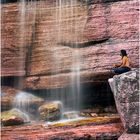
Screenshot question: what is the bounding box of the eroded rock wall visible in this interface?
[1,0,139,89]
[1,3,36,76]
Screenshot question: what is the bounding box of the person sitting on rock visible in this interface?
[108,49,131,93]
[111,49,131,74]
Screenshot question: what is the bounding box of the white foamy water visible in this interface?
[13,91,40,112]
[11,108,30,122]
[45,116,85,126]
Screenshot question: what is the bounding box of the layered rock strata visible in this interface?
[1,3,36,76]
[1,86,19,111]
[2,118,124,140]
[1,0,139,89]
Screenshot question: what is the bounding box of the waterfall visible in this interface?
[41,0,86,113]
[12,0,87,122]
[13,91,36,112]
[13,91,44,120]
[49,0,82,112]
[16,0,26,89]
[71,0,81,111]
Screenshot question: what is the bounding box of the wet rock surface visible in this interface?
[48,115,121,127]
[80,106,117,116]
[1,86,45,114]
[1,115,124,140]
[1,108,30,126]
[111,69,139,134]
[13,92,45,115]
[63,111,79,119]
[38,101,62,121]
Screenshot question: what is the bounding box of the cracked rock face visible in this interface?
[112,69,139,134]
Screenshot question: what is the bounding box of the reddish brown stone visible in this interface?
[1,86,19,111]
[1,0,139,89]
[108,0,139,41]
[84,3,108,41]
[1,122,124,140]
[85,0,139,41]
[25,41,138,89]
[1,3,35,76]
[25,70,112,89]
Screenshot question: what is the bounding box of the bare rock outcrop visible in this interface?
[109,69,139,137]
[113,69,139,133]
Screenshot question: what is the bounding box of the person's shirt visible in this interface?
[120,56,130,68]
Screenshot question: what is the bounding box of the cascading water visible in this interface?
[11,0,39,121]
[12,0,87,122]
[13,91,46,121]
[14,92,36,112]
[50,0,83,113]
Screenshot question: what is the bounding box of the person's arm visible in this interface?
[113,63,122,68]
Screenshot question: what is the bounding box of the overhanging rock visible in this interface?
[24,70,114,90]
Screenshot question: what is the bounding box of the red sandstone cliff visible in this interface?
[1,0,139,89]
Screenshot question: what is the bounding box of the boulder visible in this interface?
[109,69,139,134]
[38,101,62,121]
[1,108,30,126]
